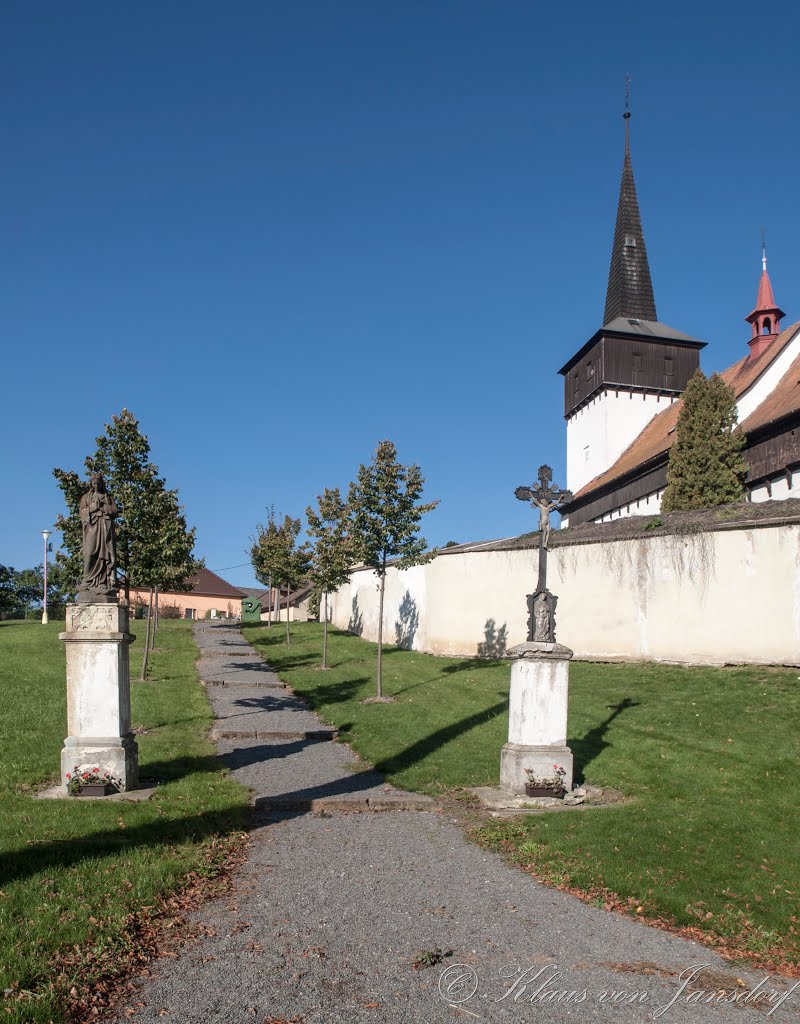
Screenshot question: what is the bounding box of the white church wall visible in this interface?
[596,489,662,522]
[736,325,800,423]
[327,522,800,666]
[749,470,800,503]
[566,390,675,494]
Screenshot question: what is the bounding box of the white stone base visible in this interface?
[61,734,139,793]
[499,646,573,795]
[500,742,573,796]
[60,603,138,792]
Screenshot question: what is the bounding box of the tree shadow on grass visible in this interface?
[373,700,507,777]
[569,697,640,785]
[290,676,370,708]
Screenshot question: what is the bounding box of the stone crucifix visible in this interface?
[515,465,572,642]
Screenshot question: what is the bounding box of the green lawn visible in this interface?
[244,620,800,968]
[0,619,249,1024]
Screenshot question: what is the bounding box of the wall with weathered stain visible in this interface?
[324,523,800,665]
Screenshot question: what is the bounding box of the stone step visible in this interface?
[202,678,286,689]
[210,727,337,742]
[253,792,435,813]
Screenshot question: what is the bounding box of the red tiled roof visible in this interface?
[741,348,800,434]
[574,321,800,499]
[186,568,246,599]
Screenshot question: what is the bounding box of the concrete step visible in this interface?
[202,678,286,689]
[210,726,337,742]
[253,792,435,814]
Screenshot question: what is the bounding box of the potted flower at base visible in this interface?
[524,765,567,799]
[66,765,118,797]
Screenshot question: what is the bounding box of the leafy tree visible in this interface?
[347,440,438,700]
[14,568,44,615]
[250,513,312,645]
[662,370,748,513]
[0,565,18,617]
[306,487,353,669]
[54,411,200,600]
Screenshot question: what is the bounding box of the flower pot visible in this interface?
[525,784,566,799]
[76,783,115,797]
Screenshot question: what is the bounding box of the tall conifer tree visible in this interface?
[662,370,748,512]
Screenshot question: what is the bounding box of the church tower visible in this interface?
[559,102,705,494]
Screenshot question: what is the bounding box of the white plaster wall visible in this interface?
[737,325,800,423]
[749,471,800,503]
[567,391,674,493]
[327,524,800,665]
[597,489,663,523]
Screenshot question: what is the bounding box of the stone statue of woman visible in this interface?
[78,473,119,602]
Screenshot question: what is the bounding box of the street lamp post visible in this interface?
[42,530,51,625]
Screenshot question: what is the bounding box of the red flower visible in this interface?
[66,773,71,779]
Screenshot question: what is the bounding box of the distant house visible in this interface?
[276,583,316,623]
[129,568,246,620]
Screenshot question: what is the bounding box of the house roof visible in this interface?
[573,320,800,500]
[185,568,247,599]
[239,587,271,601]
[279,583,314,607]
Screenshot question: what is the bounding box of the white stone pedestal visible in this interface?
[59,603,138,792]
[499,641,574,796]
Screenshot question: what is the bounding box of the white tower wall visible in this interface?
[566,389,675,494]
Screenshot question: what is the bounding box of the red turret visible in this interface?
[746,245,785,358]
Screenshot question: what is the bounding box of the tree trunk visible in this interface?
[140,588,153,681]
[322,591,328,669]
[285,586,291,646]
[154,586,159,632]
[267,574,272,627]
[377,567,386,698]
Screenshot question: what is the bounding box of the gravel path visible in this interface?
[112,621,799,1023]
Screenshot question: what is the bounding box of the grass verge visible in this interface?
[244,620,800,971]
[0,619,249,1024]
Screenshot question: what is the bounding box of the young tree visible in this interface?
[250,514,311,645]
[348,440,438,700]
[54,410,201,674]
[306,487,352,669]
[662,370,748,513]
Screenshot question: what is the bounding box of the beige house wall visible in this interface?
[129,589,242,620]
[324,523,800,666]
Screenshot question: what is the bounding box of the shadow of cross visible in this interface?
[514,464,573,642]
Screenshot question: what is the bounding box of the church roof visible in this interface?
[603,122,657,325]
[573,320,800,499]
[740,347,800,434]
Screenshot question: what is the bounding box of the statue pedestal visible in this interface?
[59,603,138,792]
[499,642,574,795]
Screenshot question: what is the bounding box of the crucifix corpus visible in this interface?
[515,465,572,643]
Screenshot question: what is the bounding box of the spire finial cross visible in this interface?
[623,74,632,154]
[761,226,767,272]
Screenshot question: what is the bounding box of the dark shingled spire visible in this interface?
[603,108,657,325]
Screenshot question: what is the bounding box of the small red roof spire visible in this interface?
[745,236,785,359]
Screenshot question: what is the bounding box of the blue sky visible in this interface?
[3,1,800,588]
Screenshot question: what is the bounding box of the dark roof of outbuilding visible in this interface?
[186,568,247,599]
